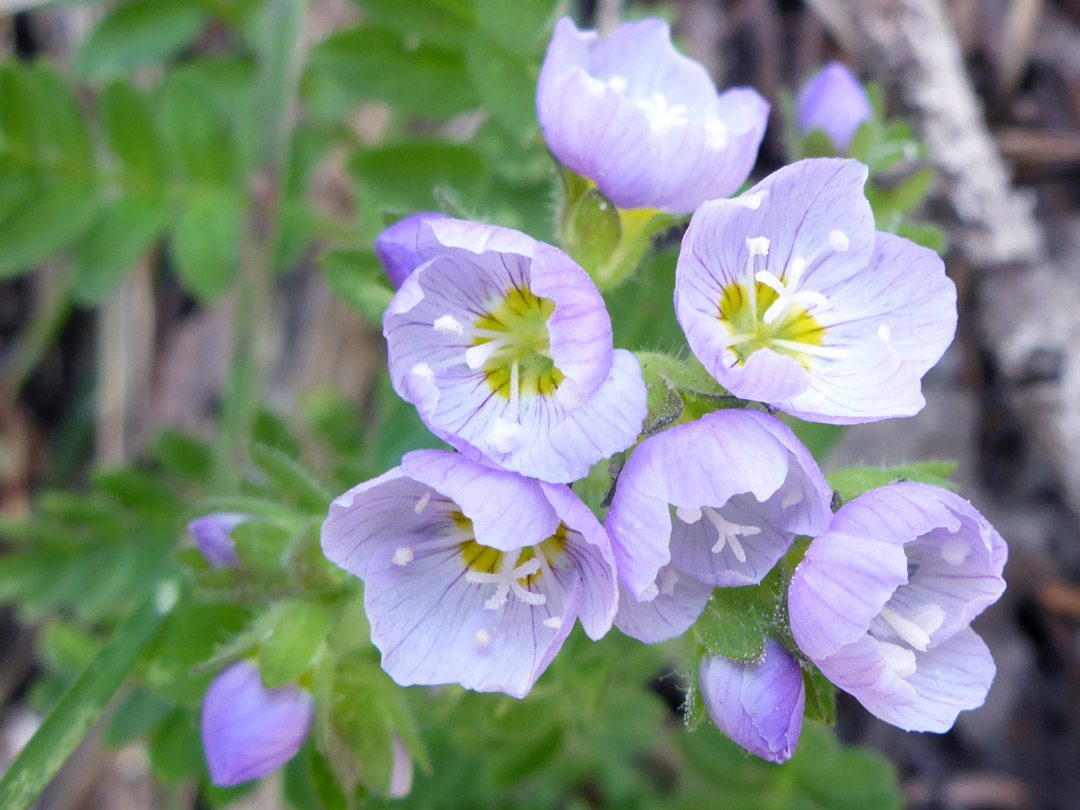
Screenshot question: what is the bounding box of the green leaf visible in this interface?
[350,141,485,212]
[802,665,837,726]
[71,196,171,304]
[253,409,303,458]
[0,583,179,810]
[781,415,845,462]
[312,26,479,118]
[104,688,175,748]
[691,573,783,663]
[159,74,238,186]
[606,245,683,352]
[39,621,102,678]
[791,723,902,810]
[250,443,332,514]
[151,430,213,482]
[99,81,168,189]
[230,520,294,575]
[892,220,947,254]
[320,248,394,326]
[148,709,205,784]
[465,30,538,135]
[170,189,244,302]
[28,65,94,172]
[472,0,558,55]
[75,0,209,80]
[867,166,935,220]
[562,188,621,279]
[0,183,99,278]
[350,0,475,50]
[827,461,957,504]
[260,600,333,688]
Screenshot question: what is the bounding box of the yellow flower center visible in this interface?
[471,285,565,399]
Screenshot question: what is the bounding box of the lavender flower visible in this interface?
[320,449,618,698]
[384,217,647,484]
[537,17,768,214]
[795,62,873,153]
[201,660,313,786]
[389,737,413,799]
[699,638,805,763]
[187,513,248,569]
[375,212,447,289]
[675,158,957,424]
[788,483,1007,732]
[607,410,832,643]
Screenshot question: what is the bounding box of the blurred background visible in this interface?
[0,0,1079,808]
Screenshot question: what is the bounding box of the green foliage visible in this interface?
[828,461,958,505]
[75,0,209,80]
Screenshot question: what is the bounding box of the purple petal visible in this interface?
[537,17,767,213]
[187,513,248,569]
[606,410,832,599]
[384,218,645,483]
[375,213,448,289]
[389,738,413,798]
[201,661,313,787]
[699,639,805,763]
[614,564,712,643]
[795,62,873,152]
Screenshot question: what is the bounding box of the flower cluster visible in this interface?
[197,13,1008,785]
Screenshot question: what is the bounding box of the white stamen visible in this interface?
[828,229,850,252]
[676,506,703,524]
[878,640,917,678]
[702,507,759,563]
[637,92,688,129]
[414,490,431,515]
[880,605,933,651]
[906,603,947,638]
[780,489,804,509]
[474,629,492,648]
[392,546,413,567]
[756,258,830,326]
[465,340,505,370]
[658,568,680,596]
[411,362,435,383]
[487,417,523,454]
[466,553,548,611]
[605,75,628,93]
[769,339,850,360]
[941,535,970,566]
[542,616,563,630]
[877,324,892,341]
[433,314,464,335]
[745,236,771,257]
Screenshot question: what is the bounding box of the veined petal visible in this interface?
[375,213,447,288]
[614,564,712,643]
[537,17,767,213]
[201,661,313,787]
[699,639,805,764]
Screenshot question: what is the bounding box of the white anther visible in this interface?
[745,236,771,257]
[487,417,523,454]
[702,507,759,563]
[658,568,680,596]
[828,229,850,252]
[637,92,688,129]
[756,256,830,326]
[941,535,970,566]
[780,489,804,509]
[877,324,892,341]
[543,616,563,630]
[704,119,728,146]
[906,603,947,638]
[474,629,492,648]
[411,362,435,383]
[676,506,703,524]
[878,640,917,678]
[392,546,414,567]
[880,605,937,652]
[735,191,765,210]
[414,490,431,515]
[605,75,628,93]
[467,553,548,611]
[464,340,504,370]
[433,314,464,335]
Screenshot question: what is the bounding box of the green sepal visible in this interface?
[827,461,957,505]
[689,567,786,664]
[801,664,837,726]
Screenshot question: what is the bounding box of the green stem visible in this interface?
[0,583,181,810]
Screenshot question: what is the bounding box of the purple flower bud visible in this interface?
[375,212,447,289]
[187,513,249,569]
[389,737,413,798]
[201,661,314,786]
[537,17,768,214]
[699,638,805,763]
[788,483,1007,732]
[794,62,873,153]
